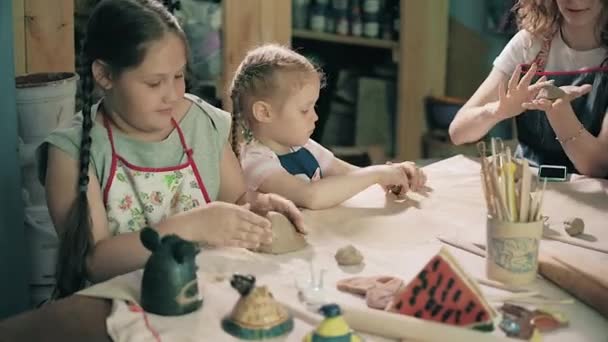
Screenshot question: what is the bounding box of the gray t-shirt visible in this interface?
[37,94,231,201]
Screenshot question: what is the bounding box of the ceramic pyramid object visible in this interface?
[222,274,294,340]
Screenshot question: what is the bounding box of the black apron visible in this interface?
[515,38,608,174]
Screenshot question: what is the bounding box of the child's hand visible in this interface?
[397,161,426,191]
[248,193,307,234]
[378,162,426,195]
[189,202,273,249]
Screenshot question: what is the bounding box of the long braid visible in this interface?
[53,49,95,298]
[230,84,242,160]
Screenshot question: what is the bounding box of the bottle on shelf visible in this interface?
[292,0,311,29]
[309,0,328,32]
[391,0,400,40]
[350,2,363,36]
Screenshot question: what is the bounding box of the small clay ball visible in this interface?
[537,84,566,101]
[563,217,584,236]
[335,245,364,266]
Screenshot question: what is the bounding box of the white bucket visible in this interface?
[24,206,58,286]
[15,72,78,145]
[16,72,78,205]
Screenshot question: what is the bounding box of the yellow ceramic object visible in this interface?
[303,304,363,342]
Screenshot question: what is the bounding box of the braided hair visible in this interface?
[54,0,188,298]
[228,44,325,160]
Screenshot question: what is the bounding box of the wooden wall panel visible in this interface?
[23,0,75,73]
[397,0,449,160]
[221,0,292,110]
[12,0,26,76]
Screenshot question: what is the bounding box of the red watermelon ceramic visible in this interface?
[389,247,496,331]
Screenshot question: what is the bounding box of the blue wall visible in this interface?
[450,0,510,71]
[0,0,30,318]
[449,0,513,139]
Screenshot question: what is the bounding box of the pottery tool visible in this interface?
[504,147,518,221]
[518,160,532,222]
[542,234,608,254]
[534,179,547,221]
[477,142,496,217]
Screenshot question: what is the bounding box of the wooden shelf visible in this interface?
[292,29,398,50]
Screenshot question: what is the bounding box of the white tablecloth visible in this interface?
[80,155,608,341]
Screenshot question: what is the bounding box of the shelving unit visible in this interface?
[292,29,398,50]
[223,0,449,160]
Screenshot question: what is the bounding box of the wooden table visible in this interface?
[1,155,606,341]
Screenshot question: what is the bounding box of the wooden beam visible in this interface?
[221,0,292,110]
[259,0,291,46]
[12,0,26,75]
[222,0,260,110]
[397,0,449,160]
[24,0,75,73]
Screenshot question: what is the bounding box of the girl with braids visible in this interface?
[230,44,427,210]
[37,0,304,298]
[450,0,608,178]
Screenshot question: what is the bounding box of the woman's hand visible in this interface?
[247,192,307,234]
[522,84,593,114]
[186,201,272,249]
[494,63,553,119]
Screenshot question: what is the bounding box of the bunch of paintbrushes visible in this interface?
[478,138,546,222]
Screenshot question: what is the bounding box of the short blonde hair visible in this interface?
[228,44,324,159]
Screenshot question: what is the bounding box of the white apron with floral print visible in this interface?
[102,115,211,235]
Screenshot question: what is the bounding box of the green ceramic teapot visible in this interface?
[140,227,202,316]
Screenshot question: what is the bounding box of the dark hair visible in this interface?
[54,0,187,298]
[228,44,325,160]
[515,0,608,48]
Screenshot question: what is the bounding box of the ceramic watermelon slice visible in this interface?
[389,247,496,331]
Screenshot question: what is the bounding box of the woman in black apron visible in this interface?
[449,0,608,178]
[518,40,608,176]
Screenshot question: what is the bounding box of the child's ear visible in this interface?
[92,59,113,91]
[251,100,274,123]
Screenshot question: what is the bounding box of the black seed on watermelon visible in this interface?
[431,304,443,317]
[441,309,453,322]
[435,274,443,287]
[455,310,462,324]
[428,286,437,298]
[413,286,422,296]
[440,290,448,302]
[409,296,416,306]
[418,270,428,280]
[452,289,462,302]
[465,301,476,313]
[447,278,455,289]
[420,278,428,289]
[432,258,440,271]
[395,300,403,310]
[425,298,436,311]
[414,310,423,318]
[475,311,486,322]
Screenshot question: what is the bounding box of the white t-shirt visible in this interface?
[493,29,608,75]
[240,139,335,191]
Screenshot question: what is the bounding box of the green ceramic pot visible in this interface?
[140,227,202,316]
